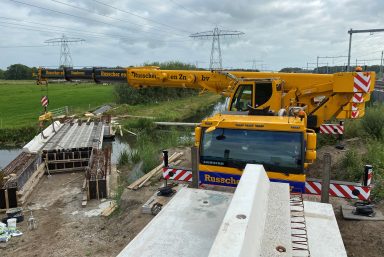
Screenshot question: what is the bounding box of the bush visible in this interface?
[129,149,141,164]
[0,126,38,145]
[118,149,130,167]
[361,105,384,140]
[337,149,363,182]
[316,133,338,147]
[371,174,384,201]
[344,119,364,139]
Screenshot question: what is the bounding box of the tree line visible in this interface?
[0,64,37,80]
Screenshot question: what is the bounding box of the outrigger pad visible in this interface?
[341,205,384,221]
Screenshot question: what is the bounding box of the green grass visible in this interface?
[0,80,114,128]
[110,93,222,128]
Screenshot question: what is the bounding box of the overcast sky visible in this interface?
[1,0,383,71]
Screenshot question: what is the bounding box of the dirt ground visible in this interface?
[1,146,384,257]
[0,172,160,257]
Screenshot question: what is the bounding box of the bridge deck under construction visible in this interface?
[43,121,104,151]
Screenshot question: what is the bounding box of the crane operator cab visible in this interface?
[229,79,283,115]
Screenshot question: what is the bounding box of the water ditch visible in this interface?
[0,147,22,170]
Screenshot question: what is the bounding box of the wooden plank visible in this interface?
[18,164,46,205]
[82,178,87,191]
[5,189,9,210]
[17,163,45,196]
[101,201,117,217]
[86,180,90,201]
[116,114,155,119]
[154,122,201,127]
[133,152,184,190]
[122,128,137,136]
[127,152,180,190]
[96,179,100,200]
[82,192,88,207]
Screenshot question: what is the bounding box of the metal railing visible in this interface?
[50,106,69,117]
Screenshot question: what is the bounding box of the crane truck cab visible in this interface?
[194,113,317,192]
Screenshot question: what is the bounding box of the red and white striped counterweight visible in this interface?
[319,123,344,135]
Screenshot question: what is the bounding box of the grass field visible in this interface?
[0,80,114,128]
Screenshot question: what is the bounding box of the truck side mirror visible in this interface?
[305,132,317,164]
[195,126,202,147]
[307,132,316,150]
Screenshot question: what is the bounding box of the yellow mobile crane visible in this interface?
[37,67,375,192]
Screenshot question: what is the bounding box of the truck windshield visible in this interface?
[200,128,303,174]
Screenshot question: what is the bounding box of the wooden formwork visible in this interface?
[84,148,111,201]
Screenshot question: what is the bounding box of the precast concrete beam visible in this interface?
[116,188,233,257]
[23,121,63,153]
[208,164,271,257]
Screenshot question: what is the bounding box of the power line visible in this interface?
[245,59,263,70]
[93,0,191,34]
[354,49,384,59]
[0,17,193,44]
[167,0,213,26]
[0,45,50,48]
[8,0,186,39]
[51,0,186,37]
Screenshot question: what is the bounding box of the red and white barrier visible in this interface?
[305,180,371,201]
[319,124,344,135]
[363,165,373,186]
[367,169,373,186]
[163,168,192,182]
